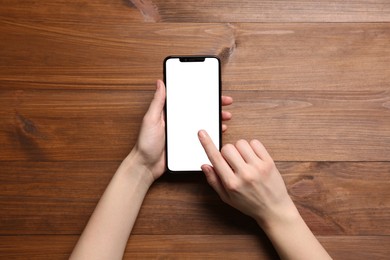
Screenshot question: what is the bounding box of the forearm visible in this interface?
[70,150,154,260]
[259,201,332,260]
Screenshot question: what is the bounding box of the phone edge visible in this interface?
[163,55,222,174]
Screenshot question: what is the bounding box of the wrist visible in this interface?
[255,197,301,234]
[257,201,330,260]
[118,149,156,188]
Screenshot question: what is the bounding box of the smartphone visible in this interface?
[164,56,221,172]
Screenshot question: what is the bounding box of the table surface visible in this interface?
[1,1,390,259]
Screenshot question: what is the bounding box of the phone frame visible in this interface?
[163,55,222,173]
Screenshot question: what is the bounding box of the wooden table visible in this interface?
[1,1,390,259]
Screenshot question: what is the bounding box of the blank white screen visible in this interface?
[166,57,220,171]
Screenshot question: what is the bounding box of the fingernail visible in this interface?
[201,165,210,174]
[198,130,207,139]
[156,80,161,90]
[157,80,165,91]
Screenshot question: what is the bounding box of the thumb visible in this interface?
[145,80,166,121]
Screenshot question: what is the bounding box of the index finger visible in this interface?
[198,130,235,184]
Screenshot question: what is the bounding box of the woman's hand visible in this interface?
[133,80,166,181]
[133,80,233,182]
[198,130,332,260]
[198,130,296,227]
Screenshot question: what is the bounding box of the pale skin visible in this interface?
[70,80,331,260]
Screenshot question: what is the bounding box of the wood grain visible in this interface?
[1,0,390,23]
[0,23,389,91]
[127,235,390,259]
[0,89,149,161]
[0,0,142,23]
[1,89,389,161]
[144,0,390,23]
[1,161,389,236]
[0,235,388,259]
[1,0,390,258]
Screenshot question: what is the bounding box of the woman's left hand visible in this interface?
[133,79,233,181]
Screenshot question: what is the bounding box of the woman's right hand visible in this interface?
[198,130,332,260]
[197,130,297,228]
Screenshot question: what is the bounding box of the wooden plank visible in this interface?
[1,89,389,161]
[1,0,390,23]
[0,89,150,161]
[0,22,389,91]
[225,90,390,161]
[0,161,389,235]
[125,234,279,259]
[142,0,390,23]
[0,235,76,260]
[0,0,142,23]
[319,236,390,260]
[130,235,390,259]
[0,235,388,259]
